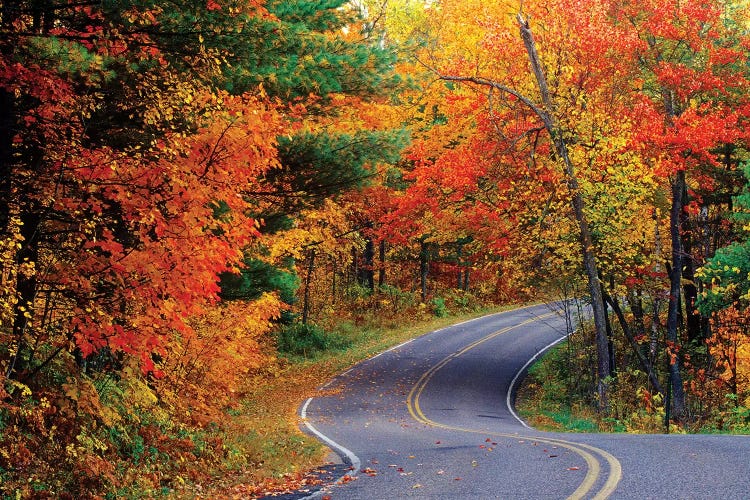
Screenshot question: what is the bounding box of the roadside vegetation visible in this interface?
[516,298,750,435]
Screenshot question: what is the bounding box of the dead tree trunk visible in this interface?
[517,14,611,410]
[438,14,612,410]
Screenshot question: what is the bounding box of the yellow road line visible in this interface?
[406,312,622,499]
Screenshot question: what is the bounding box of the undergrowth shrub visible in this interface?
[377,284,417,314]
[276,323,351,357]
[445,290,481,312]
[431,297,449,317]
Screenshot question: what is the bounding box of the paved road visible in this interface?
[300,304,750,499]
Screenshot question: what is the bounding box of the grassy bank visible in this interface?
[515,335,750,435]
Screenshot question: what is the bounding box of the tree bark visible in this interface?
[666,171,687,419]
[651,209,663,365]
[378,239,386,288]
[0,0,19,251]
[419,240,429,302]
[331,255,337,304]
[456,240,464,290]
[302,248,316,325]
[680,193,702,343]
[359,236,375,292]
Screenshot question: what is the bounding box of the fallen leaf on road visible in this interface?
[413,484,423,489]
[567,467,580,471]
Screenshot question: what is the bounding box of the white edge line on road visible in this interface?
[369,337,415,361]
[299,397,361,499]
[506,332,570,429]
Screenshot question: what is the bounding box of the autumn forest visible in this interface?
[2,0,750,497]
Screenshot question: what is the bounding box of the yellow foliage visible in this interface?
[63,378,121,427]
[156,293,283,427]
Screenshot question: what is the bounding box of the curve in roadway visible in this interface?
[298,303,750,499]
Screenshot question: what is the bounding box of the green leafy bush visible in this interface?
[276,323,351,357]
[431,297,449,317]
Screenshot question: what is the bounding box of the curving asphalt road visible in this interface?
[298,303,750,499]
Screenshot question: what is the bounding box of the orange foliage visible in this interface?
[708,306,750,398]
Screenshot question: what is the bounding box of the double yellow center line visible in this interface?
[406,313,622,499]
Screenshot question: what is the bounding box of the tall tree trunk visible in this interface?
[419,240,429,302]
[331,255,337,304]
[651,209,663,365]
[7,210,40,379]
[378,240,386,288]
[0,89,12,238]
[456,241,463,290]
[350,246,358,287]
[359,236,375,292]
[680,183,702,343]
[666,171,687,420]
[602,282,616,378]
[0,0,19,263]
[302,248,316,325]
[2,0,39,378]
[603,289,664,394]
[628,290,646,340]
[518,15,611,409]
